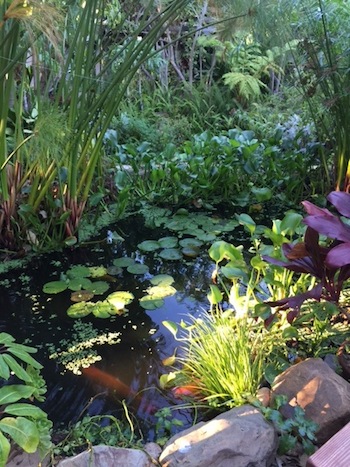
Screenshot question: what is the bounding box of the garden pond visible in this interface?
[0,209,243,441]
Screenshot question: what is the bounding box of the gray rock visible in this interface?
[159,404,278,467]
[272,358,350,444]
[57,445,155,467]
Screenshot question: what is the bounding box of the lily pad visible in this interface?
[68,277,92,291]
[71,290,94,302]
[158,236,178,248]
[85,281,110,295]
[113,257,135,268]
[107,265,123,276]
[147,285,177,298]
[150,274,175,286]
[67,301,95,318]
[179,238,203,248]
[88,266,108,278]
[137,240,161,252]
[181,246,201,258]
[127,263,149,275]
[158,249,182,260]
[107,291,134,310]
[43,281,68,294]
[66,266,91,279]
[92,301,116,318]
[195,232,217,242]
[139,295,165,310]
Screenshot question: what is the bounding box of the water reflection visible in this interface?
[0,218,213,439]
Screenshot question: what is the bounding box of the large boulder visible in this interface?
[56,444,159,467]
[159,404,278,467]
[272,358,350,444]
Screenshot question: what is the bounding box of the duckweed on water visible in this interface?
[47,321,121,374]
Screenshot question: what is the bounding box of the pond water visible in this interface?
[0,215,218,441]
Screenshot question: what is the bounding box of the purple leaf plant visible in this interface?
[263,191,350,324]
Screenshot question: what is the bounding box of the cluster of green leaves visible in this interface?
[53,410,141,458]
[0,333,52,467]
[257,395,318,455]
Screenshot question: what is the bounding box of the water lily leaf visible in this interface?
[68,277,92,291]
[158,249,182,260]
[66,266,90,279]
[183,228,205,238]
[158,237,178,248]
[137,240,161,252]
[181,246,200,258]
[147,285,176,298]
[42,281,68,294]
[220,220,239,231]
[107,291,134,310]
[107,265,123,276]
[113,257,135,268]
[92,301,115,318]
[150,274,175,286]
[195,232,217,242]
[67,302,94,318]
[71,290,94,302]
[85,281,109,295]
[179,238,203,248]
[139,295,164,310]
[127,263,149,274]
[167,220,187,231]
[88,266,108,278]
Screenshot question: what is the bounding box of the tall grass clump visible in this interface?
[177,312,274,409]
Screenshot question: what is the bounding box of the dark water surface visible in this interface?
[0,217,214,440]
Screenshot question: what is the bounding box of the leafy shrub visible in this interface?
[0,333,52,466]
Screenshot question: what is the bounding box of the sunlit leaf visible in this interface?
[67,277,92,291]
[4,403,47,419]
[88,266,108,278]
[67,302,94,318]
[107,291,134,309]
[147,285,176,298]
[150,274,175,286]
[0,385,35,405]
[85,281,110,295]
[0,431,10,467]
[207,285,222,305]
[0,417,39,452]
[159,372,177,389]
[162,320,178,338]
[139,295,164,310]
[92,302,115,318]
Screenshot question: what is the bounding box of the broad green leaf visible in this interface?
[2,355,32,383]
[162,321,178,338]
[207,285,222,305]
[3,342,37,354]
[0,431,10,467]
[42,281,68,294]
[209,241,241,263]
[150,274,174,286]
[195,232,217,242]
[85,281,109,295]
[179,238,203,248]
[127,263,149,274]
[158,249,182,260]
[0,333,15,344]
[0,355,10,380]
[64,236,77,247]
[158,237,178,248]
[113,257,135,267]
[137,240,161,252]
[6,347,42,370]
[181,246,200,258]
[147,285,176,298]
[0,417,39,453]
[280,211,303,236]
[4,403,47,419]
[139,295,164,310]
[236,213,256,234]
[88,266,108,278]
[67,302,94,318]
[0,385,35,405]
[66,266,90,278]
[67,277,92,291]
[107,291,134,310]
[251,187,272,202]
[92,302,115,318]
